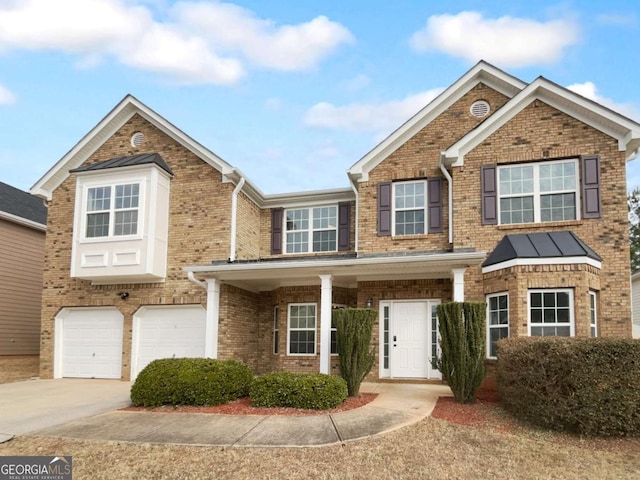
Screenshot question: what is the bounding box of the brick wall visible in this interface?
[39,114,233,379]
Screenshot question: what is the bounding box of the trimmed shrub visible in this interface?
[334,308,376,396]
[130,358,253,407]
[434,302,486,404]
[496,337,640,436]
[250,372,347,410]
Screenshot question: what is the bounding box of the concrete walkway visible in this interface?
[31,383,452,447]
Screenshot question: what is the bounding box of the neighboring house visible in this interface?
[30,61,638,381]
[632,271,640,338]
[0,182,47,356]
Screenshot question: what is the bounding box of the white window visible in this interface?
[498,159,578,225]
[287,304,316,355]
[86,183,140,238]
[590,291,598,337]
[273,305,279,354]
[487,293,509,358]
[285,206,337,253]
[528,289,574,337]
[393,180,426,235]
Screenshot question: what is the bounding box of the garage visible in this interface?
[55,308,124,379]
[131,305,206,379]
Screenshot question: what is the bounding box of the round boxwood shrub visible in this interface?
[496,337,640,436]
[130,358,253,407]
[250,372,348,410]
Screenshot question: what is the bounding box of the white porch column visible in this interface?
[319,274,333,374]
[451,268,466,302]
[205,278,220,358]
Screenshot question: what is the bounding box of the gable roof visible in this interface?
[482,231,601,271]
[30,94,254,201]
[0,181,47,229]
[70,153,174,176]
[347,61,527,182]
[444,76,640,167]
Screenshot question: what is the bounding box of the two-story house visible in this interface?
[31,61,639,381]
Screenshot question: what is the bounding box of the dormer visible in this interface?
[69,153,173,284]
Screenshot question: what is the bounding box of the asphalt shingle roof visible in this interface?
[0,181,47,225]
[482,231,601,267]
[69,153,174,176]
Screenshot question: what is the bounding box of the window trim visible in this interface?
[286,303,317,356]
[273,305,280,354]
[527,289,575,337]
[283,205,338,254]
[589,291,598,337]
[497,159,580,225]
[80,180,145,243]
[392,180,427,236]
[486,292,509,359]
[330,304,347,356]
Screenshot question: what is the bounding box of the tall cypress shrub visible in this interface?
[334,308,376,396]
[434,301,486,403]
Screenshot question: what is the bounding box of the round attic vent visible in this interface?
[470,100,490,118]
[131,132,145,148]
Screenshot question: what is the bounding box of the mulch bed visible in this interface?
[122,393,377,416]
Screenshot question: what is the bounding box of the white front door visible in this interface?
[383,300,441,380]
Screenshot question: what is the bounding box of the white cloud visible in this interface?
[410,11,579,67]
[0,0,352,84]
[172,2,354,71]
[567,81,640,121]
[264,98,283,111]
[304,88,443,133]
[596,13,637,27]
[344,74,371,92]
[0,83,17,105]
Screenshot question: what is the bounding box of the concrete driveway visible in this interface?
[0,379,131,441]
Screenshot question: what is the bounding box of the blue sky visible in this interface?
[1,0,639,195]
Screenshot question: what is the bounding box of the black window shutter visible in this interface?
[378,182,392,236]
[338,202,351,251]
[481,165,498,225]
[581,155,601,219]
[271,208,284,254]
[427,177,443,233]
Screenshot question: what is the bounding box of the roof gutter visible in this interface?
[187,271,207,290]
[439,153,453,245]
[229,175,246,262]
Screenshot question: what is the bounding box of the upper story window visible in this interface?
[393,180,426,235]
[285,206,337,253]
[498,160,578,225]
[86,183,140,238]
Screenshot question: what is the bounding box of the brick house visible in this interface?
[31,61,639,381]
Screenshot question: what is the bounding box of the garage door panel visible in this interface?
[59,308,123,380]
[132,306,206,379]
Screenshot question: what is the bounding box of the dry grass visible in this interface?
[2,417,639,480]
[0,356,39,383]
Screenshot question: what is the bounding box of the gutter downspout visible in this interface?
[349,177,359,255]
[187,271,207,290]
[229,176,246,262]
[439,153,453,245]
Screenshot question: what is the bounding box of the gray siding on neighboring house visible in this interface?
[0,218,45,355]
[632,273,640,338]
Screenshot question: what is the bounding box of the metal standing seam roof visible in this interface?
[69,153,174,176]
[0,181,47,225]
[482,231,602,267]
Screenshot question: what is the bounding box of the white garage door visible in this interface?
[132,305,206,379]
[58,308,124,379]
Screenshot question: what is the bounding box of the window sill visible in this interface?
[391,234,429,241]
[80,235,144,244]
[497,220,583,231]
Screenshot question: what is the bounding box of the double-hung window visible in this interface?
[285,206,337,253]
[288,304,316,355]
[86,183,140,238]
[393,180,426,235]
[273,305,280,354]
[498,160,578,224]
[487,293,509,358]
[529,289,574,337]
[589,291,598,337]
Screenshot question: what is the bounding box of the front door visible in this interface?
[390,302,429,378]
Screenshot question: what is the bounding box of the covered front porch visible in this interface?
[184,251,485,380]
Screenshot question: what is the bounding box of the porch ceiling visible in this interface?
[184,251,486,292]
